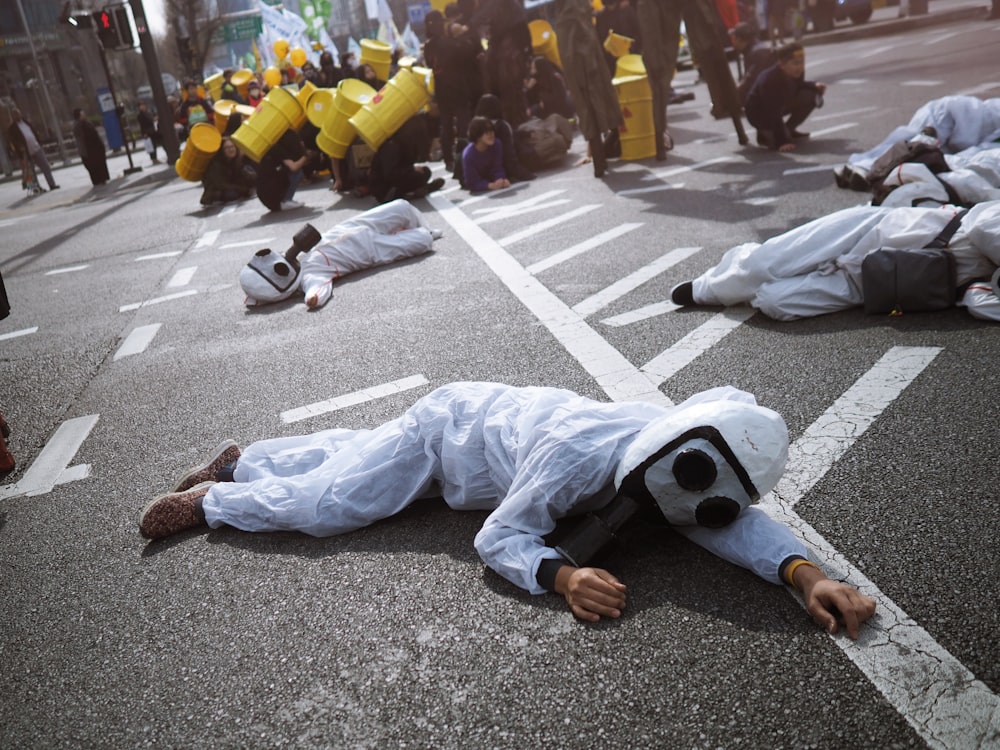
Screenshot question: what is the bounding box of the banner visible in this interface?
[257,0,313,66]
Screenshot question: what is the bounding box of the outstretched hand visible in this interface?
[797,569,877,639]
[554,566,627,622]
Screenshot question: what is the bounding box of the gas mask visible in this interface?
[556,399,788,568]
[240,223,322,305]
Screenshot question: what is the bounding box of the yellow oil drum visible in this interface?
[410,65,435,97]
[175,122,222,181]
[613,74,656,161]
[203,72,224,103]
[305,87,336,128]
[603,30,634,58]
[349,68,429,152]
[529,20,562,69]
[615,53,646,78]
[316,78,377,159]
[213,99,239,134]
[360,39,392,82]
[231,69,256,99]
[233,103,257,119]
[231,86,304,163]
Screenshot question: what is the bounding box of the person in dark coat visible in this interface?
[72,108,110,186]
[368,115,445,203]
[469,0,532,127]
[553,0,622,178]
[731,22,775,106]
[136,102,162,164]
[424,10,481,171]
[744,43,826,152]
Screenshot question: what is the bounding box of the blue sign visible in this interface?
[407,1,431,26]
[96,86,123,149]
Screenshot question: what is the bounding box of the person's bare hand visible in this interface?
[778,142,796,153]
[555,566,627,622]
[800,577,876,639]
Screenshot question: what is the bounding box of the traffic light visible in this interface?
[92,4,137,51]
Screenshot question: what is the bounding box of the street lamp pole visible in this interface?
[14,0,70,165]
[128,0,180,164]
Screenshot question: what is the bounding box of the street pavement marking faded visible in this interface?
[219,238,274,250]
[616,183,686,197]
[119,289,198,312]
[572,246,701,318]
[812,105,877,121]
[645,155,739,182]
[168,267,197,288]
[784,164,840,175]
[475,199,572,225]
[281,374,430,424]
[527,223,644,275]
[193,229,220,251]
[902,80,945,87]
[136,251,183,262]
[498,205,600,247]
[762,346,1000,750]
[0,326,38,341]
[0,415,98,499]
[640,308,756,384]
[114,324,162,361]
[600,300,680,327]
[429,192,670,405]
[45,265,89,276]
[809,122,857,138]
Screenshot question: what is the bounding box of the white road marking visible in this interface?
[437,185,461,196]
[924,30,962,44]
[784,164,840,175]
[902,80,944,87]
[219,239,274,250]
[957,81,1000,96]
[0,326,38,341]
[761,346,1000,750]
[858,44,896,59]
[573,247,701,318]
[475,199,572,225]
[454,184,518,207]
[527,223,644,275]
[114,323,162,360]
[741,196,777,206]
[281,374,430,424]
[428,193,670,405]
[0,415,98,499]
[45,265,89,275]
[809,122,857,138]
[0,218,22,228]
[641,308,756,384]
[119,289,198,312]
[472,190,566,217]
[136,251,183,262]
[498,205,600,247]
[600,300,679,327]
[194,229,220,250]
[811,105,877,121]
[168,267,197,287]
[646,155,738,182]
[617,183,686,197]
[836,78,868,85]
[219,204,238,215]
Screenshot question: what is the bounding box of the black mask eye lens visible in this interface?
[673,448,717,491]
[695,496,741,528]
[273,262,290,276]
[254,248,271,257]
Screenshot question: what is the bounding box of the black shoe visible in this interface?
[789,130,810,139]
[51,184,61,190]
[426,177,445,193]
[670,281,695,306]
[848,170,871,192]
[756,130,776,150]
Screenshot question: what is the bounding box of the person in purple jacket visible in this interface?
[461,116,511,192]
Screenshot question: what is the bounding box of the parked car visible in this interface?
[808,0,874,31]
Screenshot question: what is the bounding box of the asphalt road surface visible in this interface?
[2,10,999,750]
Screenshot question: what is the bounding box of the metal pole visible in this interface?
[13,0,70,165]
[96,41,141,175]
[129,0,180,164]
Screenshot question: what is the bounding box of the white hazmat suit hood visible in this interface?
[615,399,789,528]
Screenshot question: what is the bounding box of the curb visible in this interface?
[805,3,987,44]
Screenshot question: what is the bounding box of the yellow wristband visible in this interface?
[784,558,820,591]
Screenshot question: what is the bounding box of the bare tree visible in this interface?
[164,0,236,81]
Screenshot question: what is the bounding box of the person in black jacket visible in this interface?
[744,43,826,152]
[72,108,110,186]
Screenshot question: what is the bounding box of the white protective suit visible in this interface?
[690,201,1000,321]
[878,144,1000,209]
[201,382,807,595]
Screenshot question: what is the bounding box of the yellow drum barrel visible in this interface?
[231,86,304,163]
[360,39,392,82]
[231,69,255,99]
[613,74,656,161]
[615,53,646,78]
[349,69,429,152]
[316,78,377,159]
[529,20,562,69]
[175,122,222,181]
[305,87,336,128]
[603,30,634,58]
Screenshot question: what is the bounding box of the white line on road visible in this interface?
[472,190,566,217]
[498,205,600,247]
[646,155,739,182]
[573,247,701,318]
[957,81,1000,96]
[0,326,38,341]
[194,229,220,251]
[454,184,519,207]
[641,308,756,384]
[617,183,686,197]
[0,218,22,228]
[45,265,89,275]
[600,300,679,327]
[281,374,430,424]
[114,323,162,361]
[808,122,857,138]
[924,30,962,44]
[168,267,198,287]
[858,44,896,59]
[811,105,877,121]
[901,80,944,87]
[741,196,777,206]
[0,415,98,499]
[437,185,461,196]
[119,289,198,312]
[761,346,1000,750]
[136,251,183,262]
[784,164,839,175]
[475,199,572,225]
[219,239,274,250]
[835,78,868,85]
[527,223,644,275]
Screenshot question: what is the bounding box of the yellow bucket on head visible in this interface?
[360,39,392,82]
[604,30,634,58]
[204,72,224,103]
[529,20,562,69]
[316,78,376,159]
[231,69,255,99]
[614,75,656,161]
[306,87,336,128]
[213,99,239,134]
[231,86,304,163]
[175,122,222,181]
[615,54,646,78]
[348,68,429,152]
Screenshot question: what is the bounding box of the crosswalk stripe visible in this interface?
[573,247,701,318]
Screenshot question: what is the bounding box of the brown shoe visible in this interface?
[139,481,213,540]
[172,440,241,493]
[0,430,13,475]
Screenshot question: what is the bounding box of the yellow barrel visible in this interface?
[603,30,634,58]
[360,39,392,82]
[231,69,255,99]
[175,122,222,181]
[231,86,304,163]
[615,54,646,78]
[349,68,429,152]
[397,56,417,69]
[305,87,336,128]
[614,74,656,161]
[316,78,377,159]
[529,20,562,69]
[233,103,256,119]
[213,99,238,134]
[204,72,223,103]
[410,65,435,96]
